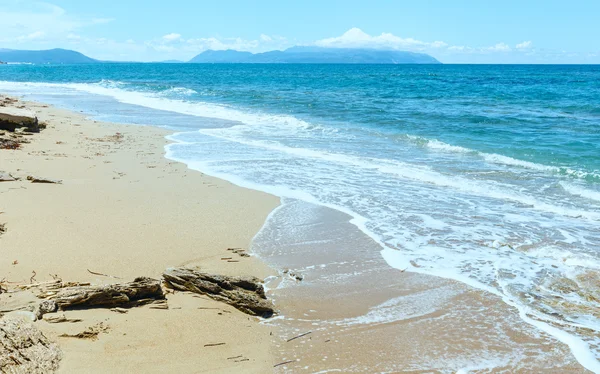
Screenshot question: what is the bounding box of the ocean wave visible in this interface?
[4,79,597,182]
[560,182,600,202]
[192,130,600,221]
[2,79,598,221]
[161,86,198,96]
[406,134,600,181]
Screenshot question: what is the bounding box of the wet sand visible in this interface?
[256,200,586,373]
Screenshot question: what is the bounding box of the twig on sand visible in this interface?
[87,269,122,279]
[286,331,312,343]
[274,360,296,368]
[227,355,243,360]
[30,270,37,284]
[204,342,226,347]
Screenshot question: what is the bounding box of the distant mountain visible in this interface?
[189,49,253,63]
[0,48,97,64]
[189,47,440,64]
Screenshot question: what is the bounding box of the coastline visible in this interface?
[0,94,593,373]
[0,96,280,373]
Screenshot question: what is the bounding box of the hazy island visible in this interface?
[0,47,441,64]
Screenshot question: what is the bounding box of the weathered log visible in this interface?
[39,277,164,312]
[163,267,275,318]
[0,316,62,373]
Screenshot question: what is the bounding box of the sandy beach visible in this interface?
[0,95,592,373]
[0,97,280,373]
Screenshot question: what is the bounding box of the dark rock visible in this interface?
[0,108,39,133]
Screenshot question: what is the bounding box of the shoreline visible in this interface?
[0,96,281,373]
[0,94,592,373]
[160,104,599,372]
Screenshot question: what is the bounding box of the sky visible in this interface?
[1,0,599,63]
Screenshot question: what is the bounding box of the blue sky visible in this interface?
[1,0,599,63]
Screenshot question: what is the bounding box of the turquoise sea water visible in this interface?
[1,64,600,370]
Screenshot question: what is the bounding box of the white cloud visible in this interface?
[430,41,448,48]
[313,29,542,60]
[516,41,532,49]
[162,33,182,43]
[16,31,46,42]
[188,37,262,51]
[486,43,511,52]
[0,0,113,45]
[260,34,273,42]
[315,27,447,51]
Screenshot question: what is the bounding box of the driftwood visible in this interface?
[0,316,62,373]
[26,176,62,184]
[163,268,275,317]
[286,331,312,343]
[34,277,164,317]
[274,360,296,368]
[43,314,82,324]
[204,342,226,347]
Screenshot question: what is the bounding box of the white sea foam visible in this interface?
[159,86,198,96]
[424,138,473,154]
[331,285,461,326]
[561,182,600,202]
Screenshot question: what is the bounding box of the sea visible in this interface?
[1,63,600,372]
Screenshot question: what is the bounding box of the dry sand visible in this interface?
[0,98,280,373]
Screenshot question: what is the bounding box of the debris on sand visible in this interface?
[163,267,275,318]
[0,171,16,182]
[26,176,62,184]
[30,277,164,318]
[0,316,62,373]
[58,322,109,341]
